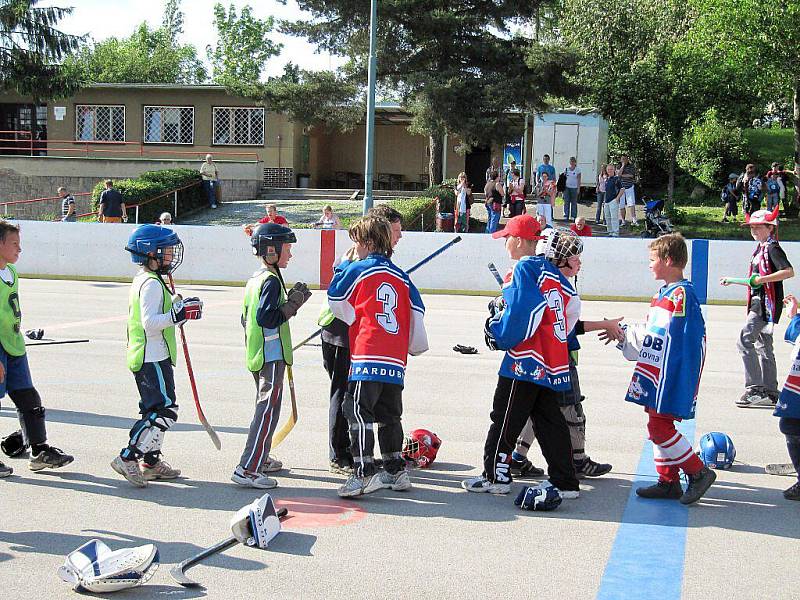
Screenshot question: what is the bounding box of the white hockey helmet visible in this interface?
[58,539,159,593]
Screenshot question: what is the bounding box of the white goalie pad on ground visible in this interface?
[229,492,281,549]
[57,539,159,593]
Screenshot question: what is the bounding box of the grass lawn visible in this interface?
[671,205,800,240]
[744,128,795,168]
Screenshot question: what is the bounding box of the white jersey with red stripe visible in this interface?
[327,253,428,385]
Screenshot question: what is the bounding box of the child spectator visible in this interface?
[741,163,763,214]
[328,215,428,497]
[721,173,739,222]
[455,172,472,232]
[233,223,311,488]
[766,171,782,212]
[615,233,715,504]
[570,216,592,237]
[507,169,526,217]
[314,205,341,230]
[774,293,800,500]
[535,172,556,226]
[603,164,623,237]
[461,215,581,498]
[720,207,794,407]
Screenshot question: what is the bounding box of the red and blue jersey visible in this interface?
[775,315,800,419]
[489,256,579,391]
[625,280,706,419]
[327,254,428,385]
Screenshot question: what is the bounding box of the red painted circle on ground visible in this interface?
[276,497,368,529]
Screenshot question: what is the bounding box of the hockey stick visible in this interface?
[171,507,289,588]
[765,462,796,476]
[270,365,297,448]
[292,235,463,351]
[167,274,221,451]
[487,262,504,287]
[25,339,90,347]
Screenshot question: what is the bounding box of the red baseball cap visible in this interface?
[492,215,543,240]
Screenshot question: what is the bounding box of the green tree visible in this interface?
[0,0,82,99]
[161,0,184,46]
[206,3,281,94]
[283,0,579,183]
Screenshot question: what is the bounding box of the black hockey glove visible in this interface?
[280,286,311,320]
[171,297,203,325]
[487,295,506,319]
[484,316,499,351]
[290,281,312,302]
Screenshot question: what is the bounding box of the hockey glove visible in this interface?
[484,317,499,351]
[171,297,203,325]
[290,281,313,302]
[487,295,506,318]
[279,288,310,320]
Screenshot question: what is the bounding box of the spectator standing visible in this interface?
[454,172,472,233]
[603,164,623,237]
[59,187,76,222]
[767,171,782,212]
[314,205,342,230]
[535,171,556,226]
[767,163,789,205]
[570,216,593,237]
[563,157,582,221]
[507,169,526,217]
[617,154,637,225]
[595,165,607,224]
[485,156,501,183]
[484,170,504,234]
[721,173,739,222]
[741,163,764,214]
[536,154,556,186]
[98,180,127,224]
[200,154,220,209]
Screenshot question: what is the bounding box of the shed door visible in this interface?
[553,123,579,175]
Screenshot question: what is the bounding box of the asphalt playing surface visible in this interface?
[1,279,798,599]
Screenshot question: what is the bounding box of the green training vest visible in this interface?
[243,269,293,372]
[127,272,177,372]
[0,265,26,357]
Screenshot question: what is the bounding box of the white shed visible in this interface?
[530,110,609,188]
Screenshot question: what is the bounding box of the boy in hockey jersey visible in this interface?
[462,215,581,497]
[617,233,715,504]
[114,225,202,487]
[328,215,428,497]
[0,221,72,477]
[233,223,311,489]
[774,294,800,500]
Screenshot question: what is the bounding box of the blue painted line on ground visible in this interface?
[691,239,710,304]
[596,419,696,600]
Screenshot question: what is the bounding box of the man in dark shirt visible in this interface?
[98,180,127,223]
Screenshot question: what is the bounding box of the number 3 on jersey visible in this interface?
[376,282,399,334]
[544,289,566,342]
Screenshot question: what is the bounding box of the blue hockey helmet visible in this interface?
[125,224,184,274]
[251,222,296,262]
[698,432,736,470]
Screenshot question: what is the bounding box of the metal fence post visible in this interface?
[135,205,139,224]
[174,191,178,218]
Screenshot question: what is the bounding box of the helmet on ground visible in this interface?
[401,429,442,468]
[1,429,27,457]
[698,432,736,469]
[251,223,296,262]
[537,227,583,267]
[514,482,563,511]
[125,224,183,274]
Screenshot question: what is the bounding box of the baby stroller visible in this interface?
[641,197,673,238]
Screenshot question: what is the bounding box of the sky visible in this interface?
[39,0,345,77]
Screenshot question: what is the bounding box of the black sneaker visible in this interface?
[783,482,800,501]
[635,480,683,499]
[0,461,12,477]
[510,457,545,478]
[680,467,716,505]
[29,446,74,472]
[575,457,612,478]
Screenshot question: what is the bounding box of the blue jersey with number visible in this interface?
[489,256,579,391]
[625,280,706,418]
[328,254,428,385]
[775,315,800,419]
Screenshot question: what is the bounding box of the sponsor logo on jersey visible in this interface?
[670,286,686,317]
[512,361,527,377]
[628,375,647,401]
[532,366,545,380]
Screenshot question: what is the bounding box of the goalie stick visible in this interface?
[166,274,221,451]
[171,507,289,588]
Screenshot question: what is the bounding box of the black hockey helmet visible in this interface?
[251,222,297,261]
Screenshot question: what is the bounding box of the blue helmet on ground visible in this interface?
[514,482,563,511]
[251,222,296,261]
[698,432,736,469]
[125,224,184,274]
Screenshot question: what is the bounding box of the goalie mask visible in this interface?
[230,492,281,549]
[402,429,442,468]
[58,539,159,593]
[698,432,736,470]
[537,227,583,268]
[125,224,184,275]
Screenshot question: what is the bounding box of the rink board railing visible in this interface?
[12,221,799,303]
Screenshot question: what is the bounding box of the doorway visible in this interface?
[465,146,491,188]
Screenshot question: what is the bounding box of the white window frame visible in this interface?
[212,106,265,146]
[75,104,125,142]
[143,105,195,145]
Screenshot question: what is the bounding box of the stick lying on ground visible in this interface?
[293,235,463,351]
[167,274,221,451]
[25,339,90,347]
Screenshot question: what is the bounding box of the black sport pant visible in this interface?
[322,340,352,464]
[343,380,404,477]
[483,375,579,492]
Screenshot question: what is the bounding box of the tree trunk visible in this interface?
[667,145,676,205]
[429,134,443,186]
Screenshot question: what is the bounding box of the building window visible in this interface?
[75,105,125,142]
[144,106,194,144]
[212,107,264,146]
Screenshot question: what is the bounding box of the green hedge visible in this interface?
[91,168,204,224]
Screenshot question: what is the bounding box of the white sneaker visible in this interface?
[461,475,510,495]
[338,473,370,497]
[111,456,147,488]
[365,469,412,493]
[260,455,284,473]
[141,459,181,481]
[231,466,278,489]
[544,480,579,499]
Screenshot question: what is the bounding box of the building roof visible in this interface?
[87,83,228,91]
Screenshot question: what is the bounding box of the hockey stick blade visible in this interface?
[765,463,797,476]
[292,236,463,352]
[487,263,504,287]
[271,365,297,448]
[171,507,289,588]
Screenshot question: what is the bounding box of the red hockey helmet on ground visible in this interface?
[402,429,442,468]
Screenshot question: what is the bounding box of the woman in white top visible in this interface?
[314,205,341,230]
[595,164,607,224]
